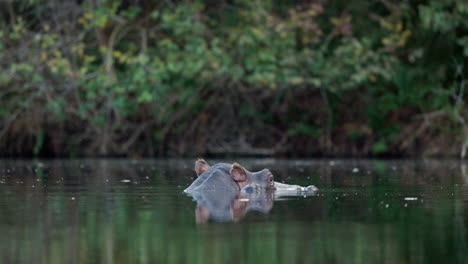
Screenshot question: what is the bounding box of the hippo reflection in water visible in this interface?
[184,159,317,223]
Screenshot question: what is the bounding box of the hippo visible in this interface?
[184,159,317,223]
[184,159,275,194]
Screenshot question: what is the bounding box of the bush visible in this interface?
[0,0,466,157]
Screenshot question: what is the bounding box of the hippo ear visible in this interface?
[230,163,247,182]
[194,159,210,176]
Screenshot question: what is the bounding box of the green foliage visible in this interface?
[372,139,388,154]
[33,128,45,155]
[288,123,320,138]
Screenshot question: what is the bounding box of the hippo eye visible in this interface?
[268,177,273,183]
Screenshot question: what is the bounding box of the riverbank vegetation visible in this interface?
[0,0,467,157]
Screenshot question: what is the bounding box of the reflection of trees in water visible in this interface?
[461,163,468,185]
[0,160,465,264]
[456,163,467,264]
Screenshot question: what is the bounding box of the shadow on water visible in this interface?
[0,159,466,264]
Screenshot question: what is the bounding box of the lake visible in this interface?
[0,159,466,264]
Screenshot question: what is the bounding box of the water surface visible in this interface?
[0,159,466,264]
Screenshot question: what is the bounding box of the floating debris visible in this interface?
[352,168,359,173]
[404,197,418,201]
[121,179,131,183]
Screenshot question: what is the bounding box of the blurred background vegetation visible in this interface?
[0,0,467,157]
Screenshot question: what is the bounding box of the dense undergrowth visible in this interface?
[0,0,467,157]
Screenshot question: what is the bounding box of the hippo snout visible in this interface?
[305,185,318,192]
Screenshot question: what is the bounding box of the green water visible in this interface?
[0,159,466,264]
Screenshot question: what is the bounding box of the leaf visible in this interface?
[372,139,388,154]
[138,91,153,103]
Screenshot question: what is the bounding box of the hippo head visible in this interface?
[230,162,275,192]
[194,159,275,192]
